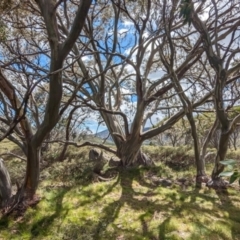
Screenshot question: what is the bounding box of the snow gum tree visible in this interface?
[69,0,214,169]
[65,0,240,187]
[0,0,92,200]
[0,0,240,198]
[188,0,240,187]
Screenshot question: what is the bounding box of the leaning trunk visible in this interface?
[200,119,219,161]
[206,129,231,189]
[56,143,68,162]
[0,159,11,207]
[211,131,231,179]
[135,150,153,166]
[23,142,40,199]
[186,112,206,181]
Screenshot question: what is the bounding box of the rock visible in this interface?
[177,178,187,184]
[89,148,120,174]
[160,179,172,187]
[151,176,172,187]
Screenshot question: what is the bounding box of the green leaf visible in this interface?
[229,172,239,184]
[226,165,233,170]
[219,171,234,177]
[179,0,192,26]
[179,7,185,18]
[219,159,237,166]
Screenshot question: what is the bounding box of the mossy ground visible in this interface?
[0,144,240,240]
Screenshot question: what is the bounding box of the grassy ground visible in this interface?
[0,144,240,240]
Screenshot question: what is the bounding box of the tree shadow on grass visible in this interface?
[0,214,10,231]
[30,187,70,239]
[2,165,240,240]
[0,170,123,239]
[89,166,235,239]
[214,188,240,240]
[92,167,176,239]
[186,187,240,240]
[28,167,240,240]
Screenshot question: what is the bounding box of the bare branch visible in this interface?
[46,140,117,155]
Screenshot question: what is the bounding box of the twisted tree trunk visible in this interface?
[117,140,153,167]
[190,5,239,188]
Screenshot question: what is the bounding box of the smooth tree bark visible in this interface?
[0,0,92,199]
[75,0,239,167]
[73,0,213,166]
[160,0,207,186]
[25,0,92,197]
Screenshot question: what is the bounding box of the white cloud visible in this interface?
[118,28,128,38]
[81,55,91,61]
[123,20,134,27]
[124,63,135,74]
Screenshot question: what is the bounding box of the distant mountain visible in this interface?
[93,127,151,142]
[95,129,112,140]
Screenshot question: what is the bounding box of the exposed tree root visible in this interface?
[92,172,118,182]
[196,175,209,183]
[195,175,210,188]
[1,189,40,217]
[135,152,155,166]
[206,178,229,190]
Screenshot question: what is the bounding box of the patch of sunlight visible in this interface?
[0,139,19,153]
[1,145,240,240]
[158,216,193,240]
[214,220,233,239]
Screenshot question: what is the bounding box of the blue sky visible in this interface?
[85,118,107,133]
[81,14,167,133]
